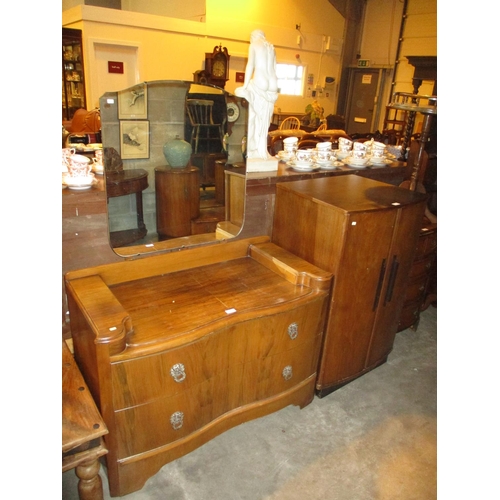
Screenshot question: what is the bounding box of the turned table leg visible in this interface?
[75,458,104,500]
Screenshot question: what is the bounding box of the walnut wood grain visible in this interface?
[65,237,332,496]
[271,176,427,396]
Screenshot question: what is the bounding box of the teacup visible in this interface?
[339,137,353,152]
[371,148,385,159]
[316,141,332,151]
[283,136,298,155]
[92,157,104,172]
[62,147,76,172]
[371,142,386,158]
[316,150,335,162]
[352,142,367,158]
[68,154,92,177]
[295,149,314,164]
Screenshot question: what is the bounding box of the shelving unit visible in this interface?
[62,27,86,121]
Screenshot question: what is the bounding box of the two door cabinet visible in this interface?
[272,176,427,397]
[65,236,332,496]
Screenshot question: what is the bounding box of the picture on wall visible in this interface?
[120,120,150,159]
[118,83,147,119]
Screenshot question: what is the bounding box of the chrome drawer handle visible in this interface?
[170,363,186,383]
[170,411,184,430]
[287,322,298,340]
[282,365,293,381]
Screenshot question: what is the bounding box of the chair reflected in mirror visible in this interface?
[186,99,225,153]
[279,116,301,130]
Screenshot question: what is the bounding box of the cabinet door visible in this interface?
[318,209,397,385]
[366,202,426,366]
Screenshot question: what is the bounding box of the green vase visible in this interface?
[163,136,192,168]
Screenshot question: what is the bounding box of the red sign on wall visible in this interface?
[235,72,245,83]
[108,61,124,74]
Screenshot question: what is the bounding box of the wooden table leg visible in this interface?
[75,458,104,500]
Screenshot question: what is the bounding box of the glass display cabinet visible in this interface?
[62,27,86,121]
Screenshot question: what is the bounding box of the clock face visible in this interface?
[212,59,226,78]
[227,102,239,122]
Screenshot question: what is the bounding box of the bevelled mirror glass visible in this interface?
[99,80,248,257]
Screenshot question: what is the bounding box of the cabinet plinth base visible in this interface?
[315,354,389,399]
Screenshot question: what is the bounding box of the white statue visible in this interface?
[235,30,278,162]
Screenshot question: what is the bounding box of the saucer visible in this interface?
[369,157,392,166]
[277,151,295,161]
[343,157,370,168]
[63,173,95,188]
[286,161,319,172]
[319,161,343,170]
[314,157,337,165]
[294,160,314,167]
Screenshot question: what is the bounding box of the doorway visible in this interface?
[344,68,381,135]
[87,40,140,109]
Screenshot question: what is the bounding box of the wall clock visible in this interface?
[205,44,230,88]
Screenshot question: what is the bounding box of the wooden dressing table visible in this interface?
[65,236,332,496]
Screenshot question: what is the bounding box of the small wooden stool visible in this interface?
[62,341,108,500]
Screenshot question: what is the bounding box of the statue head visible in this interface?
[250,30,266,42]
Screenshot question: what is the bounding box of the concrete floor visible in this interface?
[63,306,437,500]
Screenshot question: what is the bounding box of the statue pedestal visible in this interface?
[246,157,279,172]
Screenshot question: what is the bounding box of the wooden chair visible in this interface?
[186,99,224,153]
[279,116,301,130]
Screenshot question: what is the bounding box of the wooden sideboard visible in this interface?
[65,237,332,496]
[271,176,428,397]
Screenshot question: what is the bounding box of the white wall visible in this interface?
[62,0,436,129]
[62,0,345,117]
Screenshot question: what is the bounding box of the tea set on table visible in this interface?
[62,145,103,190]
[335,137,394,168]
[276,137,343,171]
[276,136,394,172]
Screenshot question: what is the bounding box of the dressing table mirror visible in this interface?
[99,80,248,257]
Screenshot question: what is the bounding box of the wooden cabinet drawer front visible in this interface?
[404,275,429,304]
[111,297,327,410]
[112,330,231,410]
[114,336,321,458]
[242,333,322,404]
[114,373,234,459]
[239,298,326,361]
[414,231,437,259]
[408,254,435,279]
